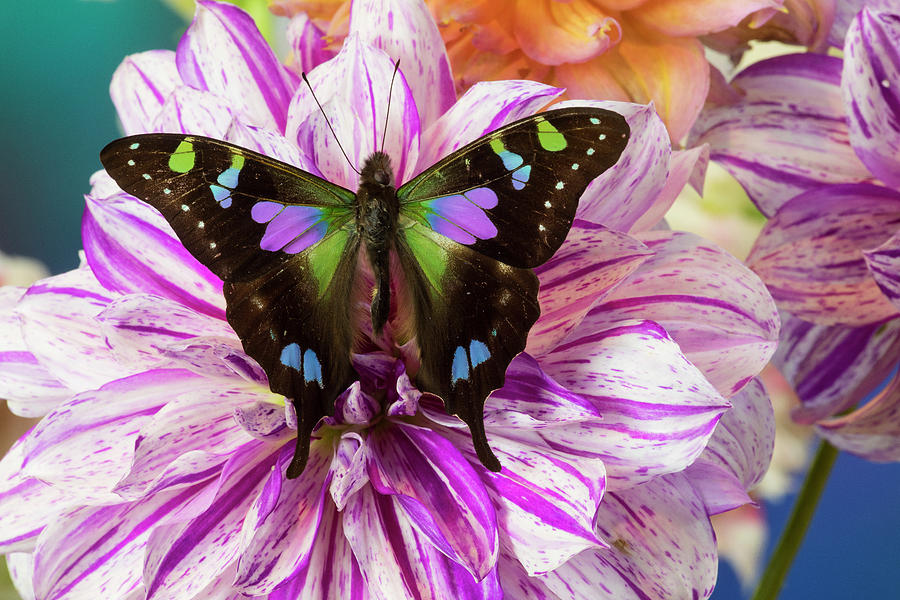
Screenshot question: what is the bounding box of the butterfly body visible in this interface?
[100,107,630,478]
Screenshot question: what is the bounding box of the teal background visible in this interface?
[2,2,900,599]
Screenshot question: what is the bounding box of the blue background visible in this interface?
[2,2,900,598]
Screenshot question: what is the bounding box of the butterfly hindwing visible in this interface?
[101,133,362,476]
[398,107,630,268]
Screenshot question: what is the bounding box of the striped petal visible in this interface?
[418,80,563,171]
[773,314,900,423]
[367,422,498,579]
[527,221,652,357]
[349,0,455,130]
[687,378,775,515]
[150,85,235,138]
[690,53,870,216]
[864,232,900,310]
[842,8,900,188]
[287,13,335,74]
[629,144,709,234]
[109,50,180,135]
[0,287,68,415]
[537,321,730,489]
[176,0,295,132]
[344,486,501,600]
[83,184,226,320]
[748,183,900,326]
[588,231,780,398]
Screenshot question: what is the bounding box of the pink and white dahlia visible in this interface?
[691,7,900,461]
[0,1,777,598]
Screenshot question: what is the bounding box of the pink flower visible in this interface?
[0,1,777,597]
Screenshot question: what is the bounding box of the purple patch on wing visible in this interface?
[283,221,328,254]
[258,205,324,252]
[426,194,498,242]
[426,214,476,245]
[464,187,498,209]
[251,201,284,223]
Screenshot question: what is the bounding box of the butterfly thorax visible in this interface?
[356,151,399,337]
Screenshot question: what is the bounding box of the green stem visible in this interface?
[750,439,839,600]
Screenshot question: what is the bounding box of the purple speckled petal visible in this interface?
[747,183,900,326]
[843,9,900,188]
[287,13,336,74]
[110,50,180,135]
[0,287,69,415]
[14,267,133,394]
[829,0,899,47]
[527,221,652,357]
[536,321,730,490]
[864,231,900,310]
[150,85,235,138]
[223,119,320,173]
[329,432,369,510]
[630,144,710,234]
[234,443,332,594]
[97,294,235,371]
[344,485,501,600]
[83,185,226,319]
[287,35,421,187]
[0,440,76,553]
[142,442,279,600]
[560,101,671,232]
[687,378,775,515]
[500,473,717,600]
[31,483,208,600]
[114,378,268,500]
[816,368,900,460]
[20,370,203,502]
[588,231,779,398]
[773,313,900,423]
[690,53,871,216]
[176,0,295,132]
[158,338,267,384]
[267,503,369,600]
[349,0,454,131]
[418,80,563,171]
[367,422,498,579]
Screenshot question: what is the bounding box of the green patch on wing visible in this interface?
[405,225,448,291]
[307,228,350,294]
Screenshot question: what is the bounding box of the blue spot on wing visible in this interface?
[217,167,240,188]
[451,346,469,383]
[498,150,523,171]
[210,184,232,206]
[303,349,323,386]
[469,340,491,367]
[511,165,531,191]
[280,343,301,370]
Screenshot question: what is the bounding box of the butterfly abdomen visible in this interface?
[356,152,400,336]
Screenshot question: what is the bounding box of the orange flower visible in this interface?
[271,0,784,141]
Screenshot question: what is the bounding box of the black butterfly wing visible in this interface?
[395,108,630,470]
[100,134,361,477]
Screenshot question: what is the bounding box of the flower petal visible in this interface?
[349,0,455,130]
[287,13,336,74]
[864,231,900,310]
[83,186,226,320]
[747,183,900,326]
[537,321,730,489]
[527,221,652,357]
[514,0,621,65]
[560,101,671,232]
[629,0,782,36]
[419,80,563,170]
[344,485,501,600]
[234,443,332,594]
[150,84,236,137]
[498,473,716,600]
[773,314,900,423]
[6,552,35,600]
[142,442,279,600]
[15,267,132,393]
[0,287,68,415]
[687,378,775,514]
[629,144,710,234]
[842,8,900,188]
[110,50,180,135]
[367,422,498,579]
[589,231,780,398]
[690,53,870,216]
[816,369,900,461]
[176,0,295,132]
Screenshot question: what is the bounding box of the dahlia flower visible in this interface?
[691,7,900,461]
[0,1,777,598]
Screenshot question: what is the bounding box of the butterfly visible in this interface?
[100,107,630,478]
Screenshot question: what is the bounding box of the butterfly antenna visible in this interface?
[380,59,401,153]
[301,71,361,176]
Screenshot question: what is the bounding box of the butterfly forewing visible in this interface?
[101,133,362,476]
[397,107,630,268]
